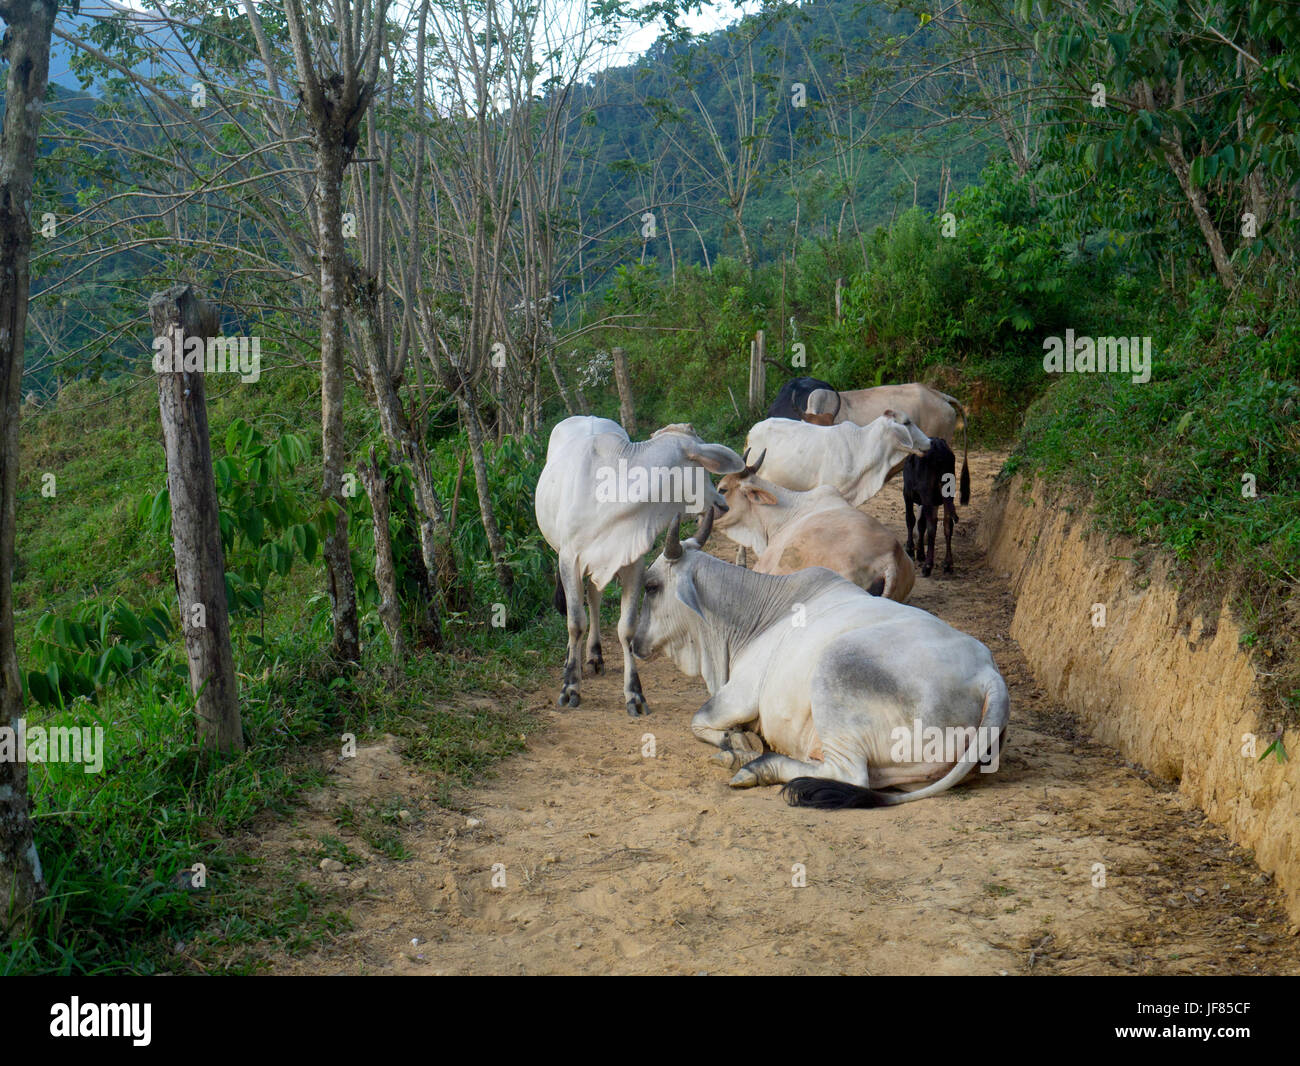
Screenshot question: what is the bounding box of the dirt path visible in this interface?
[262,451,1300,975]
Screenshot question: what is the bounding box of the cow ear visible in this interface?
[688,443,746,474]
[675,573,705,618]
[882,408,898,420]
[744,485,778,507]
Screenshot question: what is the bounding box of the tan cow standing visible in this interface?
[713,452,915,603]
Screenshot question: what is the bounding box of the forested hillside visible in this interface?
[17,0,983,395]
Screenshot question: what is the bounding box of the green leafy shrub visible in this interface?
[25,597,177,709]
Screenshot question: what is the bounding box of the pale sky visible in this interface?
[43,0,758,89]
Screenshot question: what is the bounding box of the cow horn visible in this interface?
[746,448,766,476]
[694,506,714,548]
[664,514,683,560]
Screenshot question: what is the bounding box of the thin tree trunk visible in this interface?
[283,0,379,665]
[316,137,362,662]
[353,295,454,644]
[1139,79,1237,290]
[0,0,57,930]
[734,207,755,272]
[544,344,579,416]
[450,450,467,532]
[149,286,243,752]
[1161,136,1238,289]
[359,447,405,666]
[459,384,513,592]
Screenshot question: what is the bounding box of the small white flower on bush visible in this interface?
[576,348,613,391]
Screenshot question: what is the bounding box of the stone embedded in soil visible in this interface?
[319,858,345,873]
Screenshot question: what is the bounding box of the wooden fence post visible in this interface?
[612,346,637,436]
[748,329,766,413]
[149,284,243,752]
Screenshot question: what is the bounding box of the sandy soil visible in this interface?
[257,451,1300,975]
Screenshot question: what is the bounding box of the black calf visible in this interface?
[902,438,959,577]
[767,376,836,420]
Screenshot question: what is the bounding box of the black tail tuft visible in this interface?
[781,776,890,809]
[960,462,971,505]
[866,576,886,597]
[552,573,567,616]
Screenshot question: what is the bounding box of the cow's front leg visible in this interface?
[690,685,759,756]
[584,577,604,675]
[557,553,586,707]
[707,726,765,769]
[616,559,648,716]
[904,497,917,559]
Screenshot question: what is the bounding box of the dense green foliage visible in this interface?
[2,366,561,974]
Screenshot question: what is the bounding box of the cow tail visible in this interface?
[832,389,842,422]
[948,397,970,505]
[782,671,1009,810]
[780,777,895,809]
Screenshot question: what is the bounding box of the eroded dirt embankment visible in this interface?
[980,475,1300,922]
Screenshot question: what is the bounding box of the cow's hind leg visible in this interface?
[617,559,649,716]
[584,577,604,675]
[729,752,831,789]
[942,500,956,574]
[557,553,586,707]
[904,495,917,559]
[921,503,937,577]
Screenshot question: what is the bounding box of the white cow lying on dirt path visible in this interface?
[535,416,745,715]
[714,450,914,602]
[631,512,1009,806]
[744,411,930,506]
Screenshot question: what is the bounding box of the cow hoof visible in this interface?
[943,563,954,574]
[626,695,650,717]
[557,689,580,708]
[723,729,763,754]
[922,566,933,578]
[713,748,760,769]
[585,655,604,676]
[729,767,759,788]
